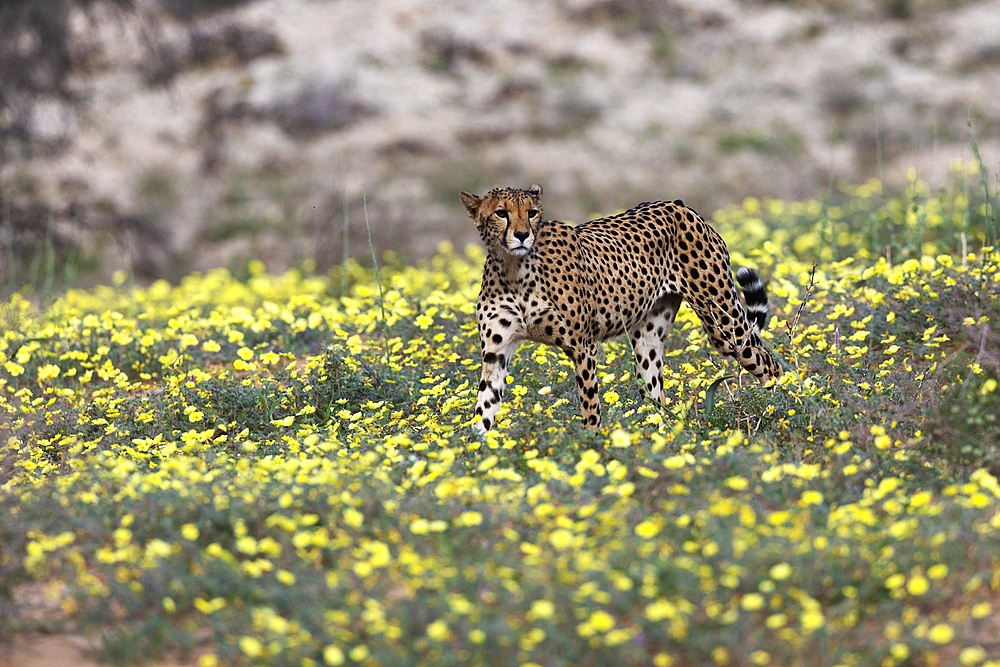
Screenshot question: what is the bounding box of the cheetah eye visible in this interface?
[495,209,509,219]
[527,209,539,218]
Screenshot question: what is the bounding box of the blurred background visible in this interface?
[1,0,999,293]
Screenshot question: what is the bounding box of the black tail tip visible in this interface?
[736,267,763,290]
[736,267,769,332]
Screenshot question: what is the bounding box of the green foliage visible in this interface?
[712,159,998,266]
[1,182,1000,665]
[930,371,1000,468]
[716,130,804,157]
[650,28,676,72]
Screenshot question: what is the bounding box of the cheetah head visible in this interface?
[460,184,542,257]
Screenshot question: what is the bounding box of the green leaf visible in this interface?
[706,375,735,416]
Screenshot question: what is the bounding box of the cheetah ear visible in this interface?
[459,191,482,219]
[526,184,542,198]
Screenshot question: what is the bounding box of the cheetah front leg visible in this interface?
[630,293,682,403]
[473,335,521,436]
[566,341,602,428]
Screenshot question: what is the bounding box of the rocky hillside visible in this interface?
[2,0,999,285]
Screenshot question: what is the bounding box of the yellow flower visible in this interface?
[645,599,677,621]
[456,511,483,526]
[530,599,555,619]
[447,594,472,615]
[800,609,825,632]
[769,563,791,581]
[604,390,620,404]
[927,623,954,644]
[343,509,364,529]
[740,593,765,611]
[800,490,823,505]
[588,610,615,632]
[36,363,61,383]
[765,614,786,629]
[427,619,450,641]
[969,492,990,508]
[239,637,263,658]
[181,524,199,540]
[323,645,345,665]
[610,429,631,448]
[906,574,928,596]
[959,647,986,665]
[635,520,660,538]
[724,476,749,491]
[158,348,179,367]
[235,536,258,555]
[194,597,227,614]
[549,529,574,550]
[144,539,172,559]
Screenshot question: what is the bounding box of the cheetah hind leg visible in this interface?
[629,293,683,404]
[696,301,778,385]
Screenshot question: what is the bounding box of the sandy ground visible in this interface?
[0,634,208,667]
[1,635,107,667]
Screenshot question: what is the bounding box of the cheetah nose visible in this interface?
[513,230,530,242]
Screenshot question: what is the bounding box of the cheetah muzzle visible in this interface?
[461,184,782,435]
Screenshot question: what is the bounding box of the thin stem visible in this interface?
[363,187,390,367]
[341,148,350,298]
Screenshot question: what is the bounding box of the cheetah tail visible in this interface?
[735,267,769,334]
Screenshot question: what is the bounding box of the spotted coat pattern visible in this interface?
[460,184,782,434]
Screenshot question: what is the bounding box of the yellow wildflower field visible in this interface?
[2,173,999,666]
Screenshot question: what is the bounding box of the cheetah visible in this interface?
[460,184,782,434]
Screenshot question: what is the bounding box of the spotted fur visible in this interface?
[460,184,782,434]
